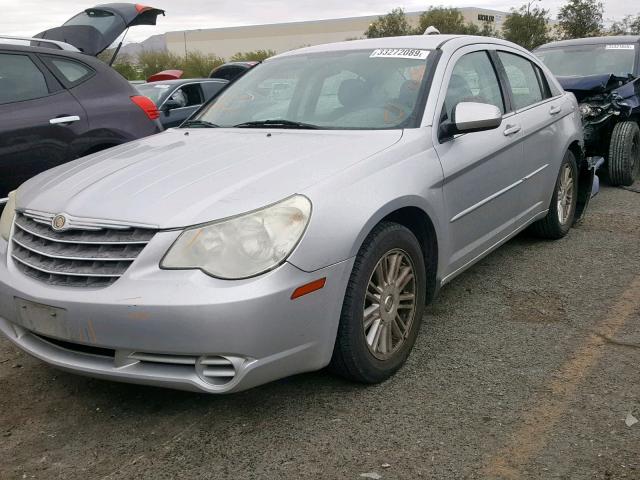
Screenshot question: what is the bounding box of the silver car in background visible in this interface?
[0,35,593,393]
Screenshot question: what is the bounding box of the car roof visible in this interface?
[272,35,531,59]
[0,42,111,69]
[536,36,640,50]
[142,78,228,87]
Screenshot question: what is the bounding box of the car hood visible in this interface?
[34,3,165,56]
[17,129,403,229]
[557,74,636,102]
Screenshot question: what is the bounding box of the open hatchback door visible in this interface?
[34,3,165,56]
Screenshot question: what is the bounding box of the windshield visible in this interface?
[536,44,637,78]
[135,83,173,105]
[191,49,433,130]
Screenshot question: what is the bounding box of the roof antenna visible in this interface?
[424,26,441,35]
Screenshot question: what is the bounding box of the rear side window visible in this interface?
[43,57,94,86]
[51,59,92,83]
[498,52,544,110]
[0,53,49,104]
[212,66,244,81]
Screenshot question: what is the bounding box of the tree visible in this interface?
[610,14,640,35]
[181,52,224,77]
[230,50,276,62]
[97,51,142,80]
[137,51,184,80]
[557,0,604,39]
[502,2,551,50]
[113,61,142,81]
[417,7,474,34]
[465,21,500,38]
[365,8,413,38]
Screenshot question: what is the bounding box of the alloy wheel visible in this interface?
[557,163,575,225]
[363,249,417,360]
[632,133,640,179]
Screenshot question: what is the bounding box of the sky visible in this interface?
[1,0,632,43]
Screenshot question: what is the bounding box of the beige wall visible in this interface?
[165,9,510,59]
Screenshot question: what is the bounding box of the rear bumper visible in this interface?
[0,233,354,393]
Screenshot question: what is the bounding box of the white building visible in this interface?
[164,8,509,59]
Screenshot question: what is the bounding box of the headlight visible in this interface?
[0,191,16,241]
[579,104,601,119]
[161,195,311,279]
[579,104,593,118]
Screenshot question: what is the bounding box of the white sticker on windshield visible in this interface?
[606,45,635,50]
[154,84,171,89]
[370,48,430,60]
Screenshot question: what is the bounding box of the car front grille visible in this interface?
[11,211,157,288]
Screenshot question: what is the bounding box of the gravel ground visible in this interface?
[0,185,638,480]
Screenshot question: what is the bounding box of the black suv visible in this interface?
[536,36,640,186]
[0,4,165,208]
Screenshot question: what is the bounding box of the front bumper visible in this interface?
[0,232,354,393]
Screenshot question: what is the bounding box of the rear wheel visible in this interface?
[608,121,640,187]
[330,222,426,384]
[530,150,578,239]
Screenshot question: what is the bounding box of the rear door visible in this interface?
[495,50,567,212]
[0,51,87,200]
[433,46,526,278]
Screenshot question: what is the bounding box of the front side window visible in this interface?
[0,54,48,104]
[178,84,204,106]
[442,51,505,123]
[536,44,637,78]
[193,49,434,130]
[498,52,544,110]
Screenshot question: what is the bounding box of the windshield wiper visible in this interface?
[181,120,220,128]
[233,119,321,129]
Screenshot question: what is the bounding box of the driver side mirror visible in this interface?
[161,99,182,113]
[439,102,503,140]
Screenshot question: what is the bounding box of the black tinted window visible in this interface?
[0,54,49,104]
[202,81,227,99]
[498,52,544,110]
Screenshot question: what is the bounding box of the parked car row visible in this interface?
[1,30,619,394]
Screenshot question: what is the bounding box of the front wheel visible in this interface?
[330,222,427,384]
[608,121,640,187]
[530,150,578,239]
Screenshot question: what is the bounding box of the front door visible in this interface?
[433,47,527,279]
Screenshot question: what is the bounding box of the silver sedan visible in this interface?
[0,35,595,393]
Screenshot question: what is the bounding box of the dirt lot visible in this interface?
[0,185,638,480]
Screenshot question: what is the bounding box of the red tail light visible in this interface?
[130,95,160,120]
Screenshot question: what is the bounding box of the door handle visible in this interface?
[549,105,562,115]
[49,116,80,125]
[503,124,521,136]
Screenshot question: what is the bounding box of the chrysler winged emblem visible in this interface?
[52,214,68,232]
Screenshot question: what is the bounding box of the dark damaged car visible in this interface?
[536,36,640,186]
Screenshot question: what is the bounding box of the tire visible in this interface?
[330,221,427,384]
[530,150,578,239]
[608,121,640,187]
